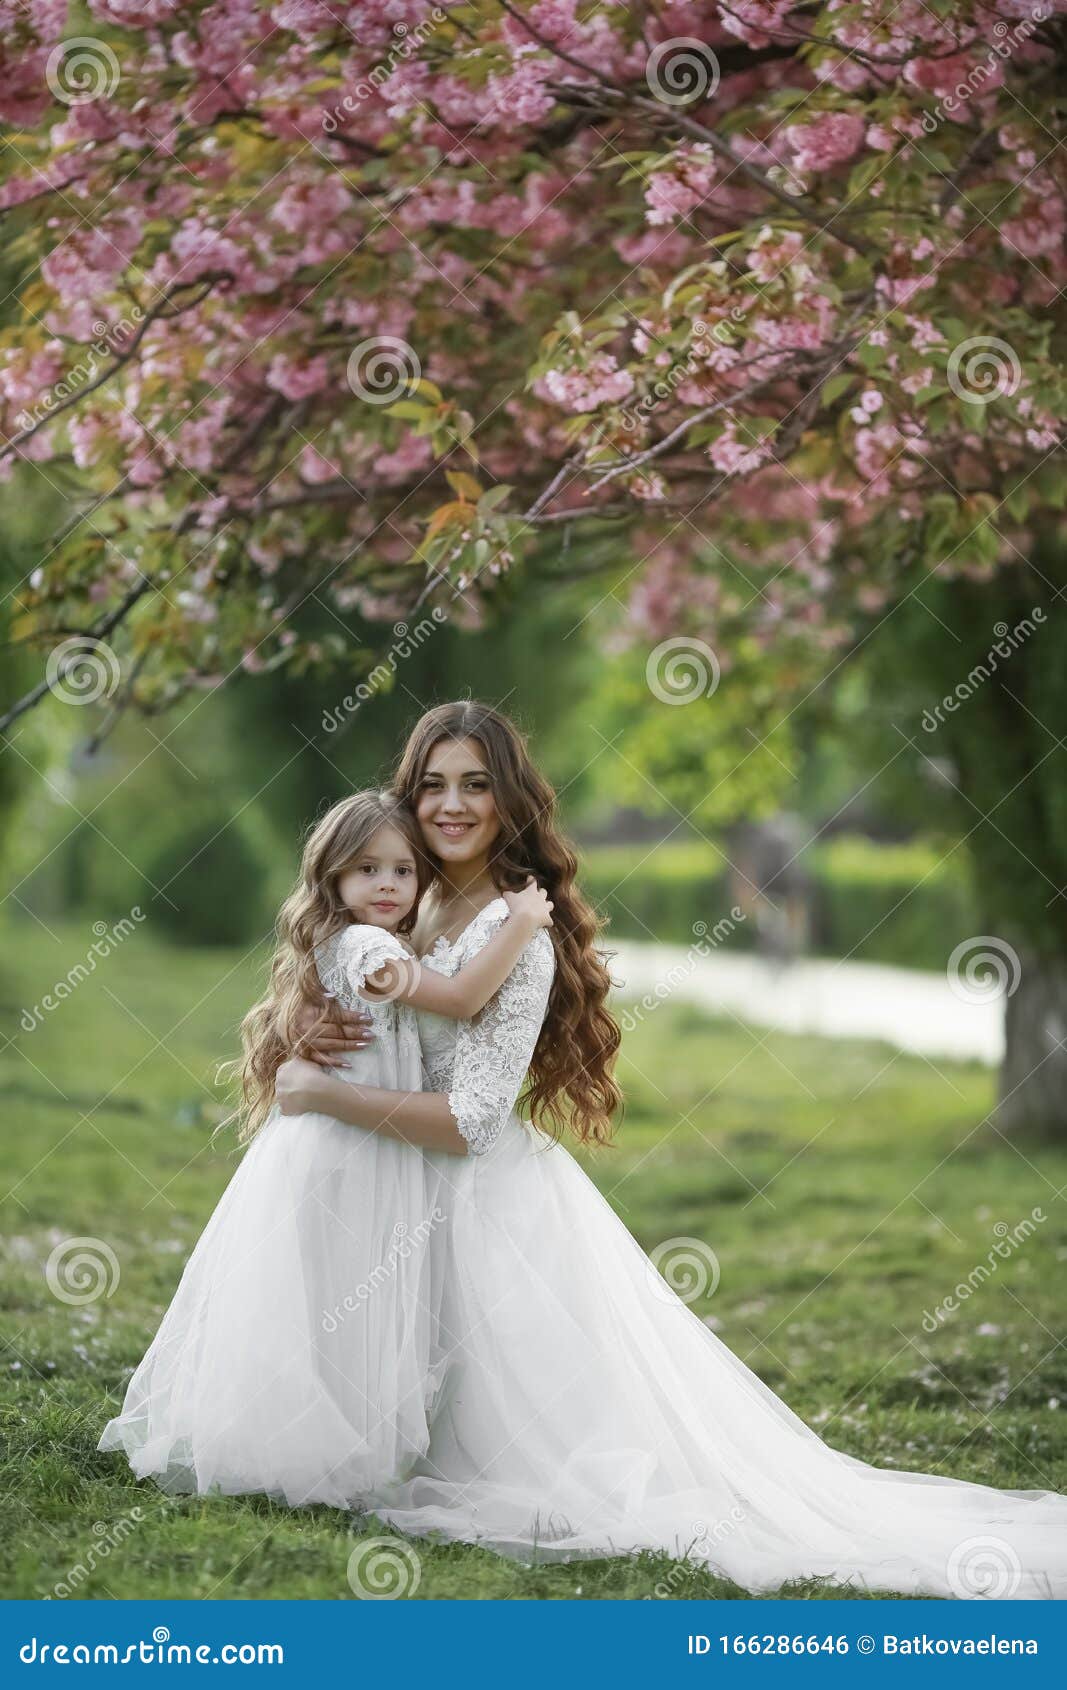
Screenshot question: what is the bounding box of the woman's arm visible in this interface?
[275,1057,469,1155]
[369,882,553,1020]
[446,926,555,1154]
[276,916,555,1158]
[286,887,551,1059]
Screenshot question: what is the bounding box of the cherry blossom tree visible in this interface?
[1,0,1065,1127]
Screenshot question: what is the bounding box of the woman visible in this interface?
[97,788,552,1507]
[277,701,1067,1599]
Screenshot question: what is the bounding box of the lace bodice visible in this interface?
[418,897,555,1156]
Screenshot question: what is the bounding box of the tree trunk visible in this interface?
[872,528,1067,1139]
[994,951,1067,1139]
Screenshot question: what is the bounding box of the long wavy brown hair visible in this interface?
[235,790,431,1142]
[392,701,622,1147]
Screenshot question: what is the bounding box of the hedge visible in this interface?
[580,835,979,973]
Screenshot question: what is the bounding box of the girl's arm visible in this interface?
[276,1058,469,1155]
[275,919,555,1160]
[364,881,553,1020]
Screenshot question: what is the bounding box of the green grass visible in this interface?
[2,920,1065,1600]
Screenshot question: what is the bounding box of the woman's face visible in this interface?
[415,737,501,870]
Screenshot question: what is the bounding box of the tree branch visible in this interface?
[0,275,230,465]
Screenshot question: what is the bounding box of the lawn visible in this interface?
[2,919,1065,1600]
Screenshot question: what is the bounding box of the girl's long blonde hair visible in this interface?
[235,791,431,1141]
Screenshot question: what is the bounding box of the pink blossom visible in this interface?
[248,538,283,575]
[1000,185,1064,261]
[904,52,1002,103]
[718,0,795,49]
[265,353,330,400]
[709,423,773,477]
[372,433,433,483]
[0,50,53,126]
[747,226,806,284]
[169,219,246,284]
[541,354,634,414]
[644,145,717,227]
[785,112,865,174]
[272,177,355,237]
[68,413,106,469]
[298,443,343,483]
[486,60,555,129]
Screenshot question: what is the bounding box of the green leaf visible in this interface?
[1034,463,1067,510]
[384,400,430,421]
[820,373,854,408]
[445,469,482,502]
[855,339,887,372]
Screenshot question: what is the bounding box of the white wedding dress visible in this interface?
[99,925,444,1506]
[362,899,1067,1600]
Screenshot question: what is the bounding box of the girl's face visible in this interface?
[415,737,501,869]
[337,824,419,929]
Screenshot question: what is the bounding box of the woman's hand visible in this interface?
[503,876,554,932]
[292,1000,373,1068]
[275,1057,330,1116]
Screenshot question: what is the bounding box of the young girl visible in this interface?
[98,790,551,1509]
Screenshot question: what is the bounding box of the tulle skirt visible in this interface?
[99,1107,444,1507]
[101,1104,1067,1598]
[368,1118,1067,1600]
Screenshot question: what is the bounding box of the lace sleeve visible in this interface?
[447,922,555,1155]
[316,925,412,1009]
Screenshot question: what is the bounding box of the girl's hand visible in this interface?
[503,876,554,932]
[276,1057,329,1116]
[293,1001,373,1068]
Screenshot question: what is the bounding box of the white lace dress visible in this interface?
[367,899,1067,1600]
[98,925,443,1507]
